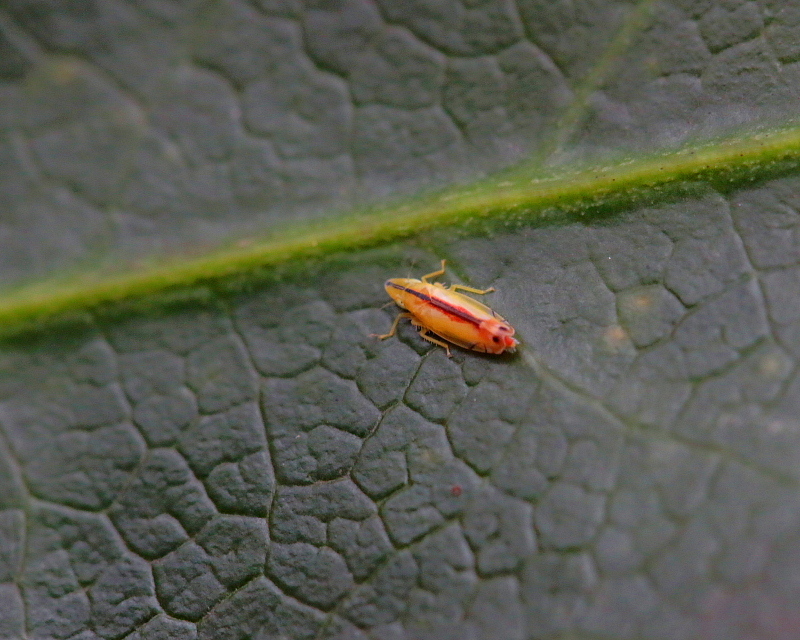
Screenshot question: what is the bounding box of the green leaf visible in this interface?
[2,2,800,640]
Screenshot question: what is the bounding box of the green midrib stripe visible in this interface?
[3,125,800,331]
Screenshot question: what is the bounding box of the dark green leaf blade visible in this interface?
[4,176,800,638]
[1,0,798,287]
[3,1,800,639]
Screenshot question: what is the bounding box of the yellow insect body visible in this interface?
[374,261,518,357]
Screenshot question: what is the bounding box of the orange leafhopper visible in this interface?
[373,260,518,357]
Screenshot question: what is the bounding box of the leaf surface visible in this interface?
[1,2,800,639]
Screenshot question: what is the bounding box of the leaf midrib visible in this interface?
[3,124,800,334]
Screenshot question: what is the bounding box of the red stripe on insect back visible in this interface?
[427,294,481,326]
[388,283,479,326]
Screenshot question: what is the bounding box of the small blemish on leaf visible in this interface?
[603,324,629,349]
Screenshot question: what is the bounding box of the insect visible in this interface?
[373,260,518,357]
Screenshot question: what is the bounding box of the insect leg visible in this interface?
[449,284,495,295]
[421,259,447,283]
[417,328,452,357]
[371,312,412,340]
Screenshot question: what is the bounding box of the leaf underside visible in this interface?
[2,1,800,640]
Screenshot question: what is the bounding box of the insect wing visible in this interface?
[431,285,506,322]
[407,285,491,349]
